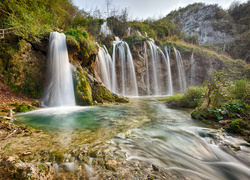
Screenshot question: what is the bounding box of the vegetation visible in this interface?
[14,103,35,113]
[163,86,207,108]
[0,0,77,42]
[190,72,250,141]
[65,28,97,61]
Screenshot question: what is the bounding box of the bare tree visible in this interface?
[105,0,112,18]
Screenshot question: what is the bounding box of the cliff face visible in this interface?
[170,4,236,45]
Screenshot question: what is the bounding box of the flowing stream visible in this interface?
[15,98,250,179]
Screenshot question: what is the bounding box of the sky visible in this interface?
[72,0,248,20]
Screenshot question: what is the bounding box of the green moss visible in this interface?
[66,35,80,55]
[74,67,93,105]
[113,94,130,103]
[92,84,115,103]
[14,103,35,113]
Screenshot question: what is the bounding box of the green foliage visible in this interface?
[228,1,250,33]
[3,144,9,151]
[228,79,250,104]
[227,119,247,133]
[14,103,35,113]
[0,0,77,41]
[65,28,98,60]
[182,33,199,45]
[165,86,207,108]
[203,71,228,107]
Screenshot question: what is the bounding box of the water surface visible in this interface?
[15,98,250,179]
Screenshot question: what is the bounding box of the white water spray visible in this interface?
[42,32,76,107]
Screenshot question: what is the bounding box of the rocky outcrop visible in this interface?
[173,4,235,45]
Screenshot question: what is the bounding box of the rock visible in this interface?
[8,110,13,118]
[105,159,117,171]
[0,155,55,180]
[174,4,235,44]
[219,120,232,126]
[74,67,93,105]
[115,133,126,140]
[152,164,159,171]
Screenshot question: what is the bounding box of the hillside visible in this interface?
[165,2,250,62]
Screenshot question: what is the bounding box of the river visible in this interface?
[15,97,250,179]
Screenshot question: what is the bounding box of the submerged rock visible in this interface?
[0,155,55,180]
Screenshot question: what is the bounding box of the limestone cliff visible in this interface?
[167,3,236,45]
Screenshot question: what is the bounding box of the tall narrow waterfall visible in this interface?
[96,45,113,90]
[164,46,173,95]
[112,37,138,96]
[100,21,112,36]
[174,48,187,94]
[42,32,76,107]
[190,53,196,86]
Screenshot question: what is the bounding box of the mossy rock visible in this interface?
[66,35,80,56]
[92,84,115,103]
[74,67,93,105]
[112,93,129,103]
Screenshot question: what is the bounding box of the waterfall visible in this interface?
[137,30,142,36]
[128,27,131,36]
[100,21,112,36]
[96,38,138,96]
[42,32,76,107]
[96,45,113,90]
[174,48,187,94]
[97,37,174,97]
[164,46,173,95]
[112,37,138,96]
[190,53,196,86]
[144,39,171,95]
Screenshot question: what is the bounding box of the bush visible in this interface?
[228,79,250,104]
[165,86,207,108]
[14,103,35,112]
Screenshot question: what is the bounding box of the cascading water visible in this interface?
[164,46,173,95]
[144,39,172,95]
[174,48,187,94]
[96,45,113,90]
[190,53,196,86]
[97,37,174,96]
[42,32,76,107]
[112,37,138,96]
[100,21,112,36]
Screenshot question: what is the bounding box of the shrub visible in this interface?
[228,79,250,104]
[165,86,207,108]
[14,103,35,112]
